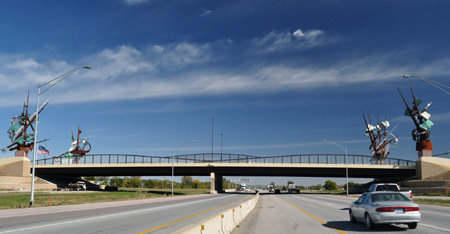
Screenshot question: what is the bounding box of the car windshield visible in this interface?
[372,193,409,202]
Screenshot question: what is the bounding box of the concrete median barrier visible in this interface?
[175,193,260,234]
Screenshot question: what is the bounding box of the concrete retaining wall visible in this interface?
[0,156,31,177]
[417,157,450,179]
[0,156,57,191]
[404,180,450,187]
[0,176,57,190]
[175,193,260,234]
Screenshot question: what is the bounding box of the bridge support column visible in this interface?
[210,172,216,194]
[215,174,223,193]
[209,172,223,194]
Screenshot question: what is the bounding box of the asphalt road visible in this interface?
[0,193,252,234]
[233,192,450,234]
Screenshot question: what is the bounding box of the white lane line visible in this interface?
[420,223,450,232]
[0,195,242,234]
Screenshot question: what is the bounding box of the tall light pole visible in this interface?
[172,139,196,196]
[220,133,223,162]
[211,117,214,162]
[323,140,348,196]
[30,66,91,206]
[403,75,450,95]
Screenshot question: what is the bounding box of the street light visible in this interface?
[30,66,91,206]
[323,140,349,196]
[172,139,196,196]
[211,117,214,162]
[403,75,450,95]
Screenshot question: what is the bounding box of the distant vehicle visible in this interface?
[288,184,300,194]
[240,183,246,191]
[67,181,86,191]
[367,183,413,200]
[274,188,281,194]
[349,191,421,230]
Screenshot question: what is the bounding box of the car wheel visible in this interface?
[365,213,374,230]
[407,222,418,229]
[349,210,357,223]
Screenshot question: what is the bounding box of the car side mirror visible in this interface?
[353,200,358,204]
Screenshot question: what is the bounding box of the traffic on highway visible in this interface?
[0,191,449,234]
[234,190,450,234]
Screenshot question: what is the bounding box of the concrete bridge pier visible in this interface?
[210,172,223,194]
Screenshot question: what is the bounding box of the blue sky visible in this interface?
[1,1,450,185]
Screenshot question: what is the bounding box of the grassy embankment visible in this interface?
[0,188,210,209]
[413,193,450,207]
[413,198,450,207]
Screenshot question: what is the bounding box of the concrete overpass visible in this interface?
[34,153,416,192]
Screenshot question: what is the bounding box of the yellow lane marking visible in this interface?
[276,196,347,234]
[139,195,251,234]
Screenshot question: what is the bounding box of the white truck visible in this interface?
[288,183,300,193]
[67,181,87,191]
[367,183,412,200]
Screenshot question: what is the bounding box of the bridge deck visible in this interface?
[34,153,416,178]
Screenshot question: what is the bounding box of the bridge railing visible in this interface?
[35,153,416,166]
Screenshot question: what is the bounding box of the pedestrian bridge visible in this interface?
[34,153,417,192]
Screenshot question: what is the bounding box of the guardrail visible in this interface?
[35,153,416,166]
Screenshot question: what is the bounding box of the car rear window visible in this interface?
[372,193,409,202]
[375,185,399,191]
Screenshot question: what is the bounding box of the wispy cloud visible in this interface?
[201,9,212,17]
[1,29,450,108]
[151,42,212,68]
[251,28,330,53]
[427,111,450,123]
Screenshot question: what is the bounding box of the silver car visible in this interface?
[349,191,421,229]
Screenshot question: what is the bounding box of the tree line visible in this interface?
[273,180,361,191]
[85,176,358,191]
[84,176,238,189]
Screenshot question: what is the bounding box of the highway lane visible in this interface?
[234,193,450,234]
[0,193,253,234]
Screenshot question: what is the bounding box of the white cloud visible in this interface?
[293,29,305,38]
[82,45,155,82]
[152,45,164,53]
[1,40,450,107]
[251,28,327,53]
[429,112,450,123]
[153,42,212,68]
[201,10,212,17]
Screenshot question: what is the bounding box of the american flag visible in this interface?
[38,145,50,155]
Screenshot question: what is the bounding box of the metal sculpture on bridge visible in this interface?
[55,127,91,163]
[398,87,434,157]
[6,92,49,153]
[363,114,398,164]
